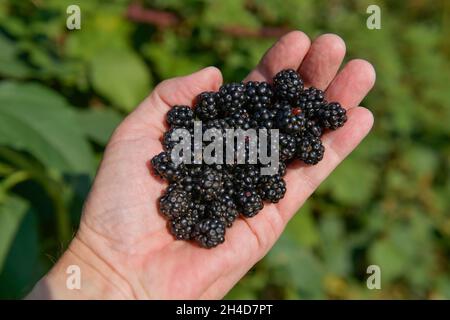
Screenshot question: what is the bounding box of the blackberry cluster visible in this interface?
[152,69,348,248]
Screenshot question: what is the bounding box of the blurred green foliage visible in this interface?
[0,0,449,299]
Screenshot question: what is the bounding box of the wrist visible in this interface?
[26,236,134,300]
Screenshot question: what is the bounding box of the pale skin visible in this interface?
[27,31,376,299]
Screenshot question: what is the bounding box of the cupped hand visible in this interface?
[29,32,375,299]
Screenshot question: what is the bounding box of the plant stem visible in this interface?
[0,147,72,246]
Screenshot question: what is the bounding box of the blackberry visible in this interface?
[304,119,322,137]
[233,165,260,189]
[194,218,226,248]
[208,194,239,227]
[276,107,306,134]
[217,82,246,115]
[170,211,199,240]
[272,100,292,112]
[316,102,347,130]
[151,152,185,182]
[236,189,264,217]
[226,109,251,130]
[273,69,304,101]
[296,132,325,165]
[159,185,191,219]
[278,133,297,161]
[245,81,273,111]
[251,108,276,129]
[194,91,219,120]
[195,167,224,201]
[257,174,286,203]
[296,87,326,119]
[167,105,194,128]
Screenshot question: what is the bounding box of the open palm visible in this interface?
[64,32,375,299]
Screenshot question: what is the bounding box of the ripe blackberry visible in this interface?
[208,194,239,227]
[245,81,273,111]
[316,102,347,130]
[251,108,276,129]
[276,107,306,134]
[194,218,226,248]
[195,167,224,201]
[278,133,297,161]
[170,211,199,240]
[217,82,246,115]
[159,185,191,219]
[151,152,185,182]
[233,165,260,189]
[167,105,194,128]
[304,119,322,137]
[273,69,304,101]
[226,109,251,130]
[236,189,264,217]
[296,87,326,119]
[257,174,286,203]
[296,132,325,165]
[194,91,219,120]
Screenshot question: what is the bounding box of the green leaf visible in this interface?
[77,108,123,145]
[369,238,407,283]
[90,47,152,112]
[0,34,30,78]
[0,82,95,174]
[319,158,377,206]
[203,0,260,28]
[0,196,28,273]
[0,204,44,299]
[285,203,319,248]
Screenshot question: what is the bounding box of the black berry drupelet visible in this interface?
[236,189,264,217]
[217,82,246,116]
[159,185,191,220]
[257,174,286,203]
[194,91,219,120]
[245,81,274,111]
[316,102,347,130]
[194,218,226,248]
[167,105,194,128]
[151,151,185,182]
[296,132,325,165]
[208,194,239,227]
[273,69,304,101]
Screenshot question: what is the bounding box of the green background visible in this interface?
[0,0,449,299]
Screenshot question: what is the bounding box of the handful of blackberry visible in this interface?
[151,69,347,248]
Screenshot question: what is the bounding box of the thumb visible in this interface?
[114,67,223,140]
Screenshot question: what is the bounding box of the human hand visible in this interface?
[28,31,375,299]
